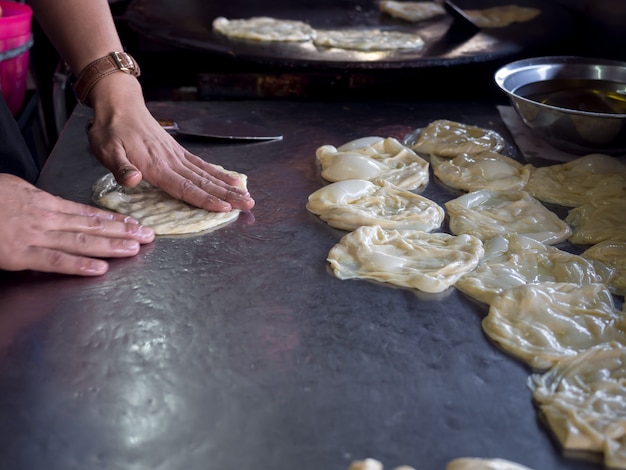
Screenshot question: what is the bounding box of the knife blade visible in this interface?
[158,118,283,142]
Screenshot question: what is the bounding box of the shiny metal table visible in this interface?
[0,100,602,470]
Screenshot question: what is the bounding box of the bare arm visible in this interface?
[27,0,255,212]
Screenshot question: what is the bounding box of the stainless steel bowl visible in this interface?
[494,56,626,155]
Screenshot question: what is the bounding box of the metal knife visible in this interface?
[158,118,283,142]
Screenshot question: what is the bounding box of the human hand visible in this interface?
[0,174,155,276]
[85,74,255,213]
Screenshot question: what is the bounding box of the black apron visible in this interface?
[0,93,39,184]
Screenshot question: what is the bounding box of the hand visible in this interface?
[0,174,155,276]
[85,74,255,213]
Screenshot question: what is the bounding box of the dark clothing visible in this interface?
[0,93,39,183]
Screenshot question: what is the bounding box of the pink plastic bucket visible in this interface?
[0,1,33,116]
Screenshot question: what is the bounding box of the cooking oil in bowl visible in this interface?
[514,79,626,115]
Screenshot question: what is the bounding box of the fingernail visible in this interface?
[81,260,108,275]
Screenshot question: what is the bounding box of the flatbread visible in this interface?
[445,189,572,245]
[524,154,626,208]
[483,282,626,370]
[328,225,484,293]
[529,342,626,469]
[430,151,531,192]
[212,16,316,42]
[466,5,541,28]
[446,457,534,470]
[92,170,247,235]
[316,136,430,191]
[455,235,610,305]
[306,179,444,231]
[408,119,506,157]
[582,241,626,296]
[313,28,425,51]
[566,197,626,245]
[379,1,446,22]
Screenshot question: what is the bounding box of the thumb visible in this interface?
[114,164,143,187]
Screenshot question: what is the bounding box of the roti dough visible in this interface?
[313,28,425,51]
[93,170,248,235]
[212,16,316,42]
[379,1,445,22]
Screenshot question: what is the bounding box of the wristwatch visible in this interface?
[73,51,141,106]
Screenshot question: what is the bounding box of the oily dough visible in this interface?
[455,234,610,306]
[408,119,506,157]
[379,1,446,22]
[465,5,541,28]
[212,16,316,42]
[582,241,626,296]
[306,179,444,232]
[316,136,429,191]
[93,170,247,236]
[446,457,534,470]
[566,197,626,245]
[313,28,425,51]
[528,342,626,469]
[524,154,626,208]
[445,189,572,245]
[327,225,484,293]
[430,151,531,192]
[482,281,626,370]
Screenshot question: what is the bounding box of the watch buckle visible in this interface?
[111,51,132,73]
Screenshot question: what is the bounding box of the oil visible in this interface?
[515,78,626,114]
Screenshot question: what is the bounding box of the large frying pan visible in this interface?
[123,0,576,70]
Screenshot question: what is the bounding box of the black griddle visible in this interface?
[123,0,577,70]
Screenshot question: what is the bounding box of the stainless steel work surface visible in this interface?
[0,100,603,470]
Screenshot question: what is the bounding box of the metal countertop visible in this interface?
[0,99,603,470]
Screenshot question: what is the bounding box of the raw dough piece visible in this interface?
[328,225,484,293]
[408,119,506,157]
[313,28,425,51]
[212,16,316,42]
[93,170,247,236]
[524,154,626,207]
[482,282,626,370]
[566,197,626,245]
[379,1,445,22]
[445,189,572,245]
[465,5,541,28]
[529,342,626,469]
[316,136,429,191]
[446,457,534,470]
[348,459,383,470]
[431,151,531,192]
[582,241,626,296]
[455,235,611,305]
[306,179,444,231]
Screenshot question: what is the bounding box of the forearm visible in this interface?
[27,0,124,75]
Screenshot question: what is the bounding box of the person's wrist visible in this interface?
[73,51,141,107]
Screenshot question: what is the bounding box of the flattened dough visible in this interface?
[93,170,247,235]
[408,119,506,157]
[306,179,444,231]
[529,342,626,469]
[582,240,626,296]
[313,28,425,51]
[431,151,531,192]
[524,154,626,208]
[328,225,484,293]
[456,235,609,305]
[212,16,316,42]
[566,197,626,245]
[482,282,626,370]
[316,136,429,190]
[446,189,572,245]
[379,1,445,22]
[446,457,534,470]
[466,5,541,28]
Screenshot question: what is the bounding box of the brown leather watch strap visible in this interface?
[73,51,141,106]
